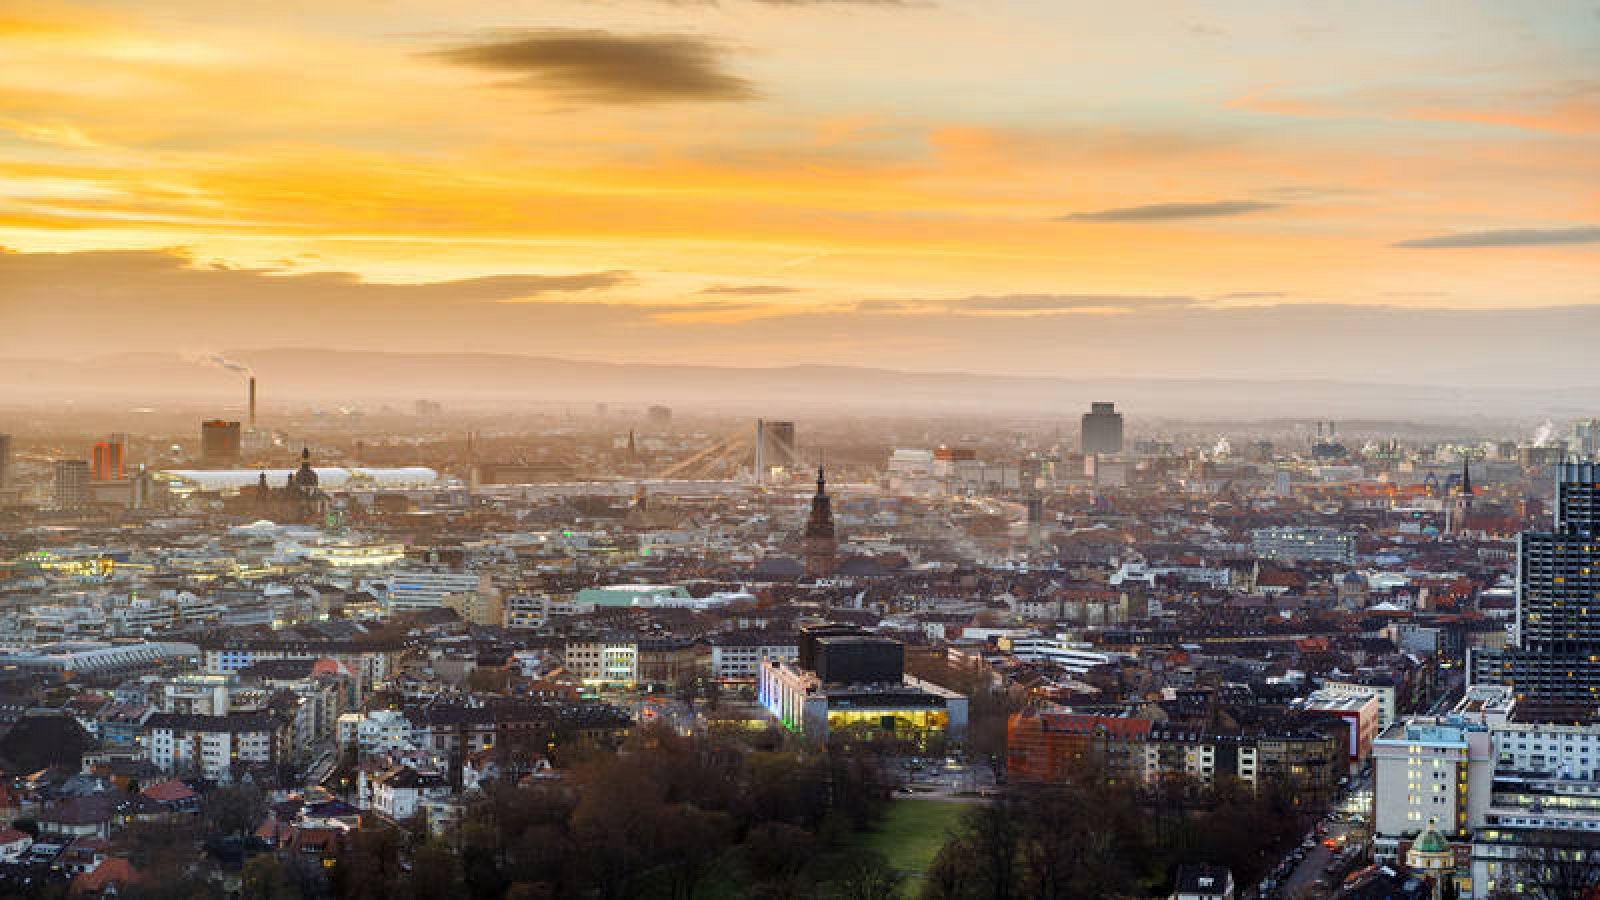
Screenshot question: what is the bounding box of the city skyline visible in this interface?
[3,1,1599,379]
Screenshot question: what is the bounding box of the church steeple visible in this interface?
[1448,455,1474,536]
[803,465,837,577]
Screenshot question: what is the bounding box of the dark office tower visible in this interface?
[91,440,123,481]
[1081,401,1124,456]
[1473,461,1600,716]
[200,420,242,465]
[0,433,10,489]
[54,459,90,509]
[803,466,838,577]
[1552,459,1600,533]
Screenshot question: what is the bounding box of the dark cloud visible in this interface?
[0,247,636,353]
[430,29,755,103]
[1393,226,1600,248]
[698,284,800,295]
[954,294,1194,312]
[1059,201,1281,222]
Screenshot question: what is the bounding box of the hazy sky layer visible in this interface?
[2,1,1598,376]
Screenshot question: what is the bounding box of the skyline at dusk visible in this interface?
[9,7,1600,897]
[3,1,1598,379]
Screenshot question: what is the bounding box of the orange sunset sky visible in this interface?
[2,0,1597,380]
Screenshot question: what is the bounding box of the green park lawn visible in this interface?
[862,798,969,891]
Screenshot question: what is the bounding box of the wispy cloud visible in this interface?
[662,0,916,4]
[854,299,909,312]
[751,0,919,5]
[1394,226,1600,248]
[1058,201,1280,223]
[953,294,1194,313]
[429,29,755,103]
[698,284,800,295]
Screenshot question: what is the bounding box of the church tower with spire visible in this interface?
[1448,455,1475,535]
[803,466,838,577]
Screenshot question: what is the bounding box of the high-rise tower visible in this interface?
[92,437,124,482]
[1081,402,1124,456]
[53,459,90,509]
[803,466,838,577]
[1472,460,1600,717]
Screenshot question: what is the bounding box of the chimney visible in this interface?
[248,376,257,428]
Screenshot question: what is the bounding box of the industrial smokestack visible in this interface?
[248,377,257,428]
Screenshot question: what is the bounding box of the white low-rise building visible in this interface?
[143,712,280,782]
[564,639,638,685]
[710,632,798,681]
[352,709,416,754]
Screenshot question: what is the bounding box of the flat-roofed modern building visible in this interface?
[1372,718,1494,863]
[387,571,490,615]
[759,659,966,748]
[0,640,199,683]
[1302,689,1381,770]
[759,624,966,747]
[1250,525,1356,564]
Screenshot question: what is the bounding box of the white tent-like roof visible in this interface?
[155,467,438,494]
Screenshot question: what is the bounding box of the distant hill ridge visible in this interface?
[0,350,1590,420]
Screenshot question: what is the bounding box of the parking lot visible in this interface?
[892,755,998,802]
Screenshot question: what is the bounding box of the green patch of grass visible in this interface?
[861,798,968,891]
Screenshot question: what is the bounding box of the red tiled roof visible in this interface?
[71,857,139,895]
[256,817,294,844]
[140,781,196,803]
[1036,712,1153,739]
